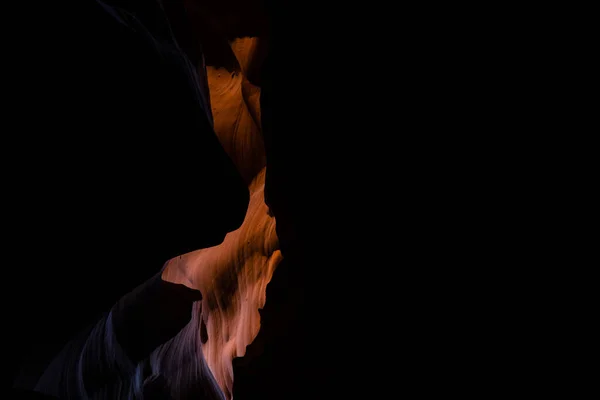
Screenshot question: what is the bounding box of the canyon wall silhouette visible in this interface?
[9,1,321,398]
[157,3,278,394]
[159,32,278,400]
[133,3,305,398]
[136,3,530,399]
[154,4,290,398]
[7,1,521,399]
[8,1,265,398]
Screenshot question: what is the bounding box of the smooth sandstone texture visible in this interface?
[162,36,278,400]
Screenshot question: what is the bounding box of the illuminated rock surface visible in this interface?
[162,169,280,399]
[161,34,279,399]
[10,2,265,399]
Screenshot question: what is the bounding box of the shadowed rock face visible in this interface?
[8,0,253,396]
[9,1,279,398]
[162,169,280,399]
[144,1,299,397]
[150,2,278,397]
[161,32,278,399]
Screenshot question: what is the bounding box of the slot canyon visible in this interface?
[5,2,540,398]
[8,0,313,399]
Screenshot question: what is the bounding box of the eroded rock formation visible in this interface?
[9,1,268,398]
[162,170,280,399]
[160,36,278,399]
[9,0,281,398]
